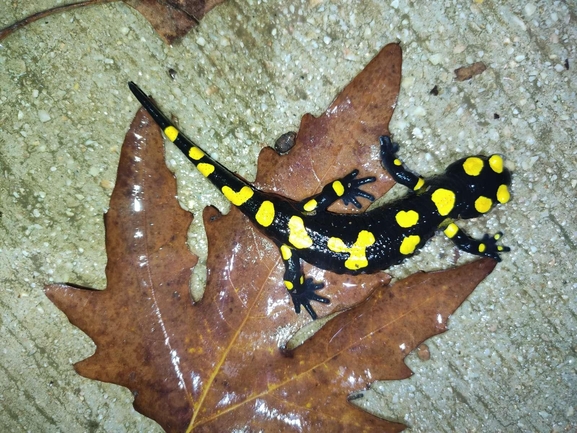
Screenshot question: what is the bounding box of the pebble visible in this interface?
[38,110,51,123]
[525,4,537,16]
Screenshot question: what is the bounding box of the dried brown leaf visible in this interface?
[454,61,487,81]
[124,0,227,44]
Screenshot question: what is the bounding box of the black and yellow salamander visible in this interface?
[129,82,512,320]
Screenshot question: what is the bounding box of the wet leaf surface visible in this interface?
[198,206,496,431]
[46,108,199,431]
[45,44,497,431]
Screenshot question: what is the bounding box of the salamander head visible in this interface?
[444,154,512,219]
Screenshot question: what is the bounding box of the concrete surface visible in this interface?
[0,0,575,431]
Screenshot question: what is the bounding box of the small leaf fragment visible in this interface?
[454,61,487,81]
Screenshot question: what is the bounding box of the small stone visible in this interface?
[429,53,443,65]
[401,76,415,89]
[453,44,467,54]
[525,4,537,16]
[38,110,51,123]
[274,131,296,154]
[100,179,114,190]
[417,344,431,361]
[413,106,427,117]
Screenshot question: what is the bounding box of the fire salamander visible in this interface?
[129,82,512,320]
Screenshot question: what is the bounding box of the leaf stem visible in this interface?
[0,0,119,42]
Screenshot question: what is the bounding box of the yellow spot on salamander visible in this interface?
[332,180,345,197]
[394,158,402,166]
[303,199,317,212]
[255,201,275,227]
[164,126,179,142]
[444,223,459,238]
[284,280,294,290]
[431,188,456,216]
[400,235,421,255]
[497,184,510,204]
[395,210,419,228]
[478,243,486,253]
[222,185,254,206]
[288,216,313,249]
[475,196,492,213]
[414,177,425,190]
[463,157,484,176]
[280,244,292,260]
[489,155,504,173]
[197,163,214,177]
[189,146,204,160]
[327,230,375,270]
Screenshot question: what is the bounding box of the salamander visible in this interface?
[129,82,512,320]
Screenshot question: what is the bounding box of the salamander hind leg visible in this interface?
[279,244,329,320]
[290,277,329,320]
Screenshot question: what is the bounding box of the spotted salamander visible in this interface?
[129,82,512,320]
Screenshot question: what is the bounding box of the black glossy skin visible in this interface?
[129,82,512,320]
[258,192,437,274]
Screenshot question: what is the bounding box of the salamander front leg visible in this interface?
[300,169,376,213]
[279,244,329,320]
[380,135,426,191]
[443,222,511,261]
